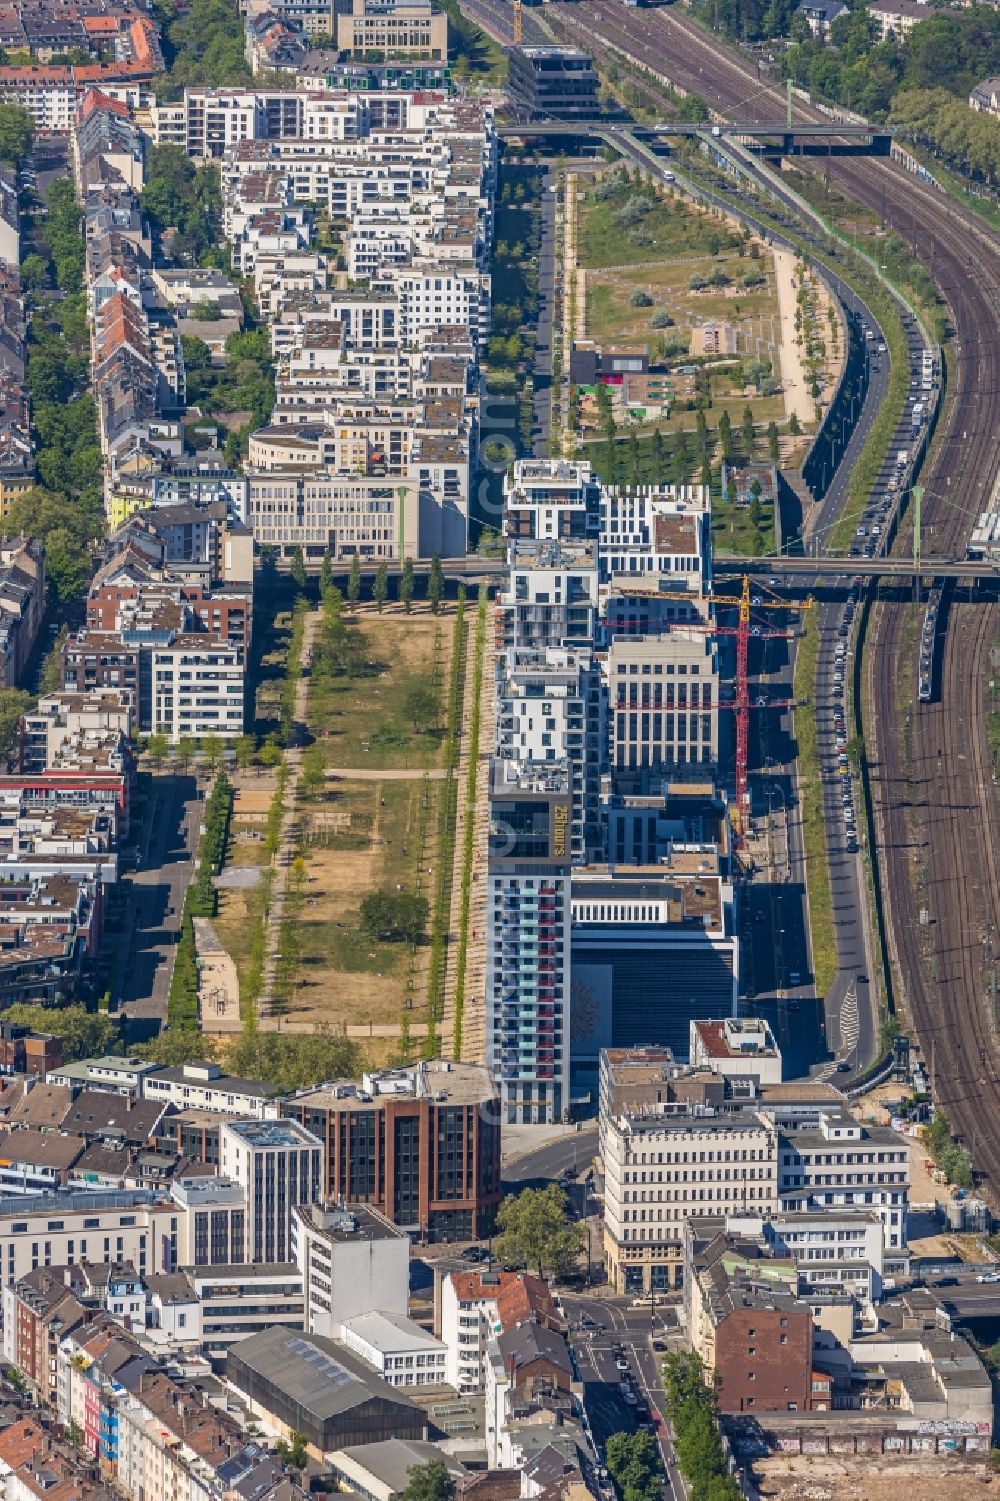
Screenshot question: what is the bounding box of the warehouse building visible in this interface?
[226,1325,428,1455]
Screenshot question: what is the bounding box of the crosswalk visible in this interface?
[840,986,860,1057]
[815,984,859,1080]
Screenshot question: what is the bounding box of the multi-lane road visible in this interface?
[564,1293,684,1501]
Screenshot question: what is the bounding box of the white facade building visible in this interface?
[150,637,245,742]
[340,1311,446,1388]
[221,1119,323,1264]
[291,1202,409,1338]
[689,1018,782,1086]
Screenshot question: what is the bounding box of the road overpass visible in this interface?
[497,119,893,153]
[714,555,1000,580]
[314,555,998,584]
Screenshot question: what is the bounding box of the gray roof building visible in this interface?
[225,1327,428,1452]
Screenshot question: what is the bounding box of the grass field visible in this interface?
[285,774,442,1030]
[263,603,466,1044]
[585,258,780,353]
[579,173,742,270]
[308,605,455,772]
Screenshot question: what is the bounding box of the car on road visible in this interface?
[975,1272,1000,1283]
[615,1356,630,1373]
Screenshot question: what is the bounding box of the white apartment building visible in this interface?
[142,1059,281,1117]
[291,1202,409,1338]
[500,539,600,654]
[494,646,602,864]
[602,1109,779,1294]
[340,1312,447,1388]
[0,75,76,131]
[503,459,600,543]
[221,1119,323,1264]
[150,636,244,741]
[600,485,712,594]
[440,1267,559,1395]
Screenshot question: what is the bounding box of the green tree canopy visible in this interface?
[139,1030,217,1067]
[223,1026,362,1094]
[3,1003,120,1061]
[401,1461,456,1501]
[360,888,429,945]
[0,103,32,167]
[494,1184,584,1279]
[0,688,33,762]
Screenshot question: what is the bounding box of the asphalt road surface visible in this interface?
[503,1128,600,1188]
[118,772,203,1040]
[739,286,895,1079]
[564,1292,683,1500]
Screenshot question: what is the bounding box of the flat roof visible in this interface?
[224,1120,319,1148]
[342,1311,444,1354]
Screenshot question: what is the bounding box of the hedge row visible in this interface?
[424,594,467,1057]
[451,584,489,1057]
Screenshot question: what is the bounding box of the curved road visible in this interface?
[547,0,1000,1187]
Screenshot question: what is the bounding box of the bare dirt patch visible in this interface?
[753,1452,995,1500]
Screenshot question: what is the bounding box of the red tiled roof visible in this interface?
[0,1420,47,1471]
[449,1269,559,1331]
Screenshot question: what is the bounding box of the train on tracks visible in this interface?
[918,584,944,703]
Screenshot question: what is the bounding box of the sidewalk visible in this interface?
[773,246,814,426]
[501,1120,582,1165]
[260,605,318,1016]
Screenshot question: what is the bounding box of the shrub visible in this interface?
[628,289,654,308]
[650,308,673,328]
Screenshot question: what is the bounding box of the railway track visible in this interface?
[544,0,1000,1191]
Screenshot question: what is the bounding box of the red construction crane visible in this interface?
[726,574,813,820]
[645,574,814,831]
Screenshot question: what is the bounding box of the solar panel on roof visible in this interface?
[287,1337,353,1387]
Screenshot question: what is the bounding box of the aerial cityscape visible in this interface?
[0,0,994,1494]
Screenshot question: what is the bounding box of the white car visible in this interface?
[976,1271,1000,1283]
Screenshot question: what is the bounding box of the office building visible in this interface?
[335,0,448,60]
[220,1119,323,1263]
[570,861,738,1061]
[340,1311,446,1388]
[506,46,600,119]
[689,1017,782,1085]
[291,1202,409,1337]
[282,1060,500,1240]
[602,1108,779,1293]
